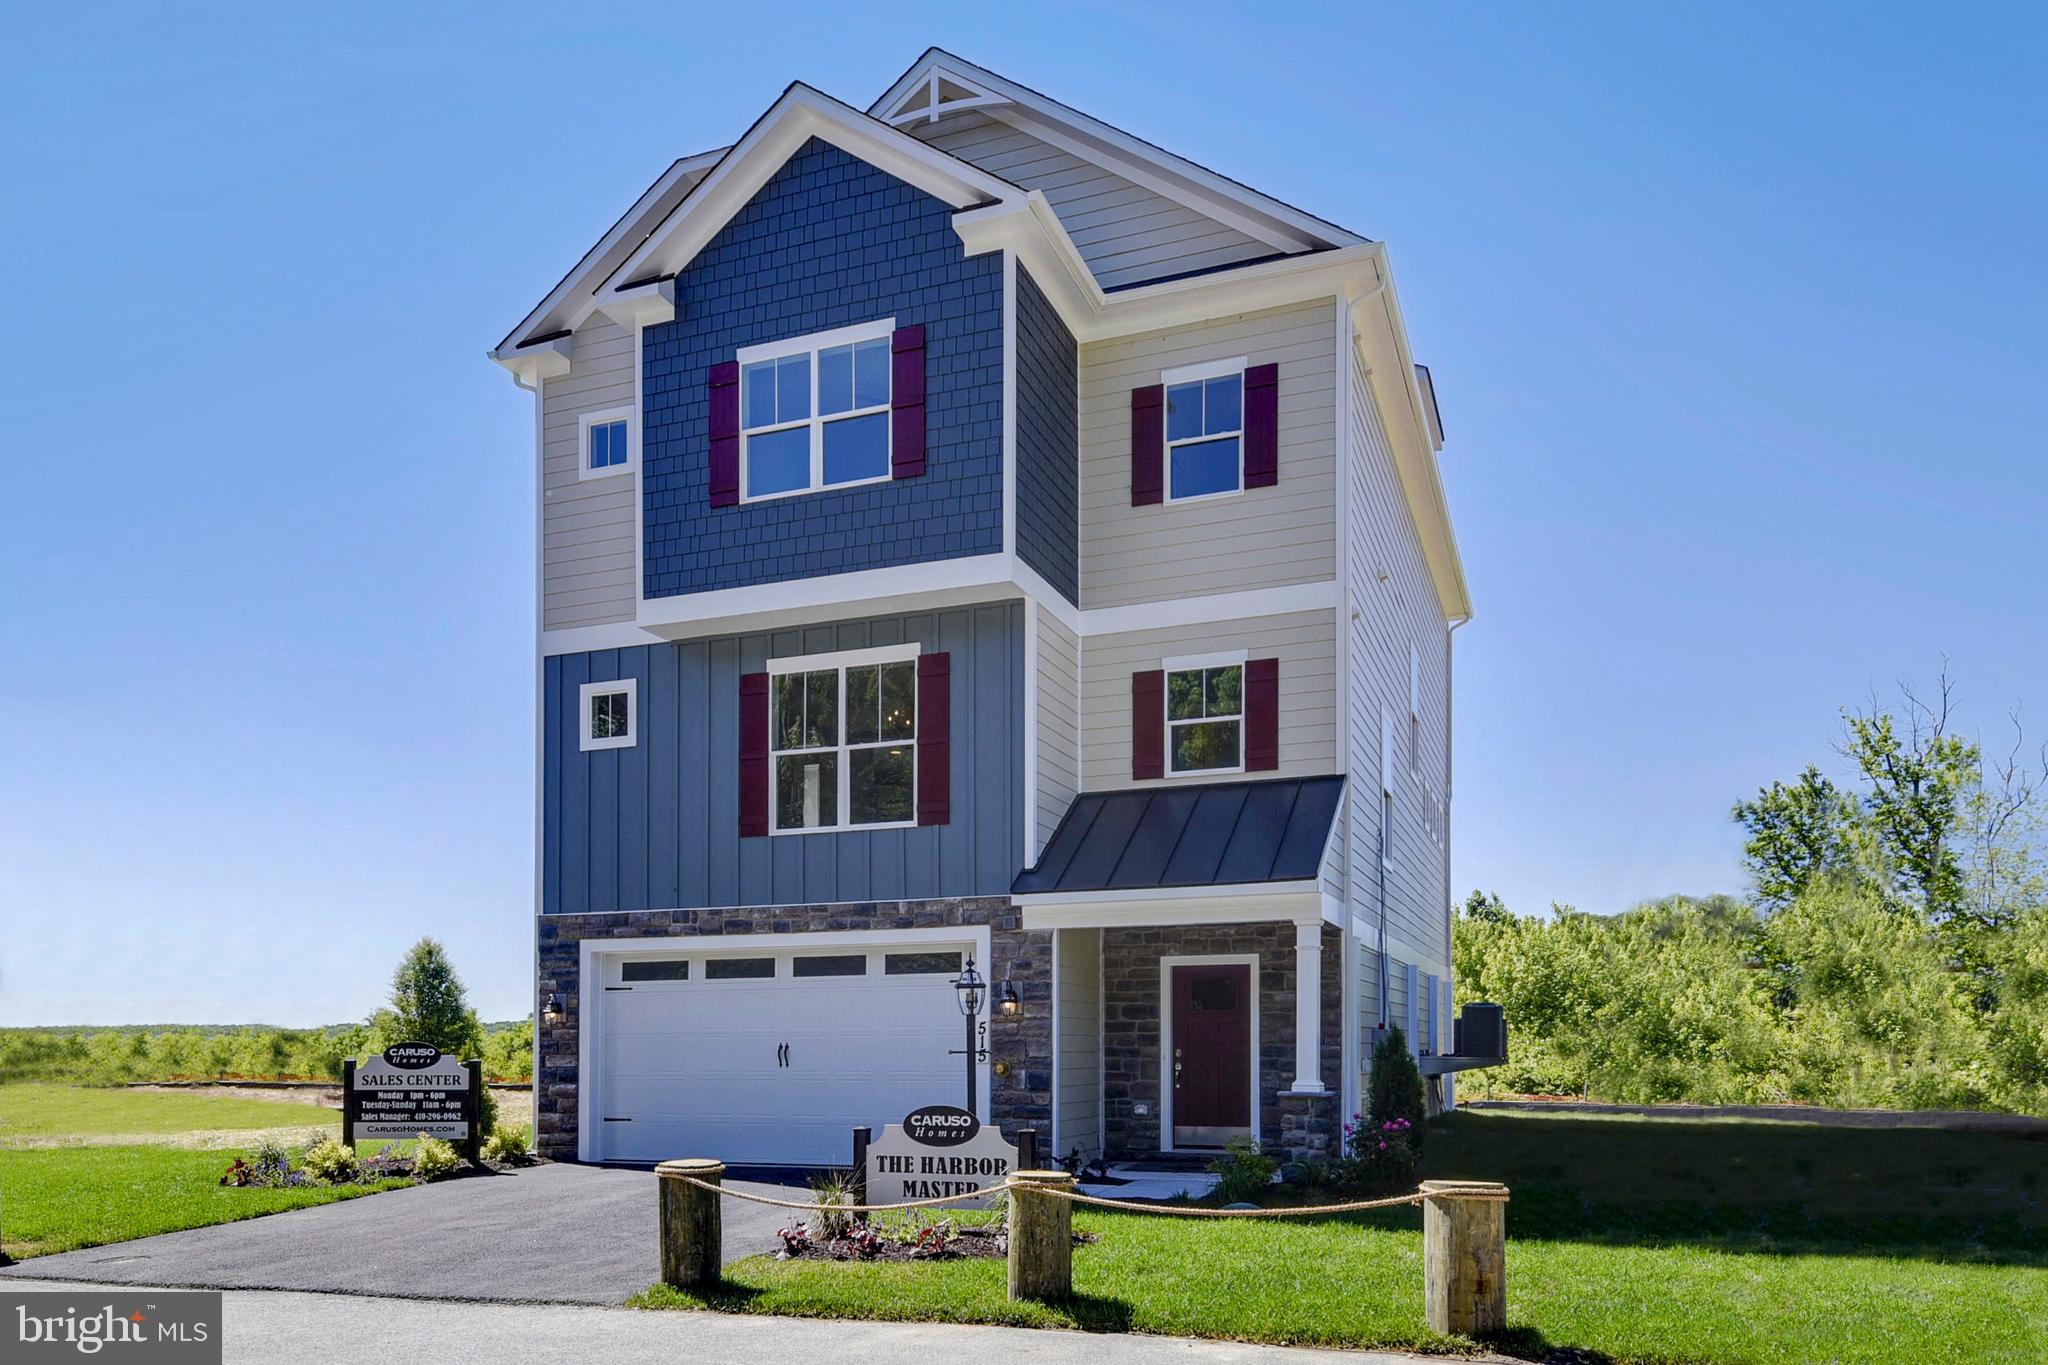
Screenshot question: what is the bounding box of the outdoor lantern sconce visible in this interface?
[950,956,990,1113]
[995,977,1021,1017]
[541,992,564,1026]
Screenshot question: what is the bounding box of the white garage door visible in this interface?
[593,940,975,1166]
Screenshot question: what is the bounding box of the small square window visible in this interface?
[579,678,637,752]
[580,409,635,479]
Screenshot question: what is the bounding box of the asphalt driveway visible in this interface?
[0,1163,799,1305]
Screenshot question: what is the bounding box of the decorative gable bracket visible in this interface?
[598,275,678,331]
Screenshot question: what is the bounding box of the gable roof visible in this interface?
[872,49,1367,257]
[1013,775,1344,895]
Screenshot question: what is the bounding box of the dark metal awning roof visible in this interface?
[1012,775,1344,896]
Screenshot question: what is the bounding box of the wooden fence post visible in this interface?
[851,1126,871,1205]
[340,1059,355,1150]
[1421,1180,1509,1336]
[655,1159,725,1290]
[1006,1168,1075,1302]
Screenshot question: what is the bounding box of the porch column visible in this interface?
[1291,919,1325,1093]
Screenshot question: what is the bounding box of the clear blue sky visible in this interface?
[2,4,2042,1025]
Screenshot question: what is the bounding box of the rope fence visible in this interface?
[664,1172,1504,1217]
[657,1161,1509,1334]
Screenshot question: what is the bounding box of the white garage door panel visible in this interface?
[595,943,973,1166]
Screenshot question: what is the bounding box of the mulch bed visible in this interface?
[781,1225,1096,1263]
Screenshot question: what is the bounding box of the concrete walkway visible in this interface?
[0,1163,794,1304]
[0,1279,1464,1365]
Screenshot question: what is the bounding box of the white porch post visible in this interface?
[1291,919,1325,1093]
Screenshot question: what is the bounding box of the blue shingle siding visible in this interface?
[543,604,1024,915]
[640,138,1004,596]
[1013,265,1079,603]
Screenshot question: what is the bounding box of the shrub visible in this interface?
[1341,1114,1420,1192]
[481,1123,531,1163]
[412,1135,461,1181]
[806,1171,858,1241]
[1366,1025,1427,1147]
[1206,1136,1277,1204]
[301,1137,361,1185]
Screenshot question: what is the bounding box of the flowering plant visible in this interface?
[1340,1113,1420,1191]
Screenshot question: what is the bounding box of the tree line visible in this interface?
[1455,672,2048,1114]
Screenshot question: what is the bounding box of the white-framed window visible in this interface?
[579,406,636,480]
[1162,356,1246,503]
[579,677,637,752]
[1162,649,1246,775]
[769,642,919,832]
[739,319,894,501]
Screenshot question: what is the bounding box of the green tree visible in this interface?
[370,938,487,1062]
[1366,1024,1427,1142]
[1732,766,1860,907]
[1460,889,1512,923]
[1840,679,1977,925]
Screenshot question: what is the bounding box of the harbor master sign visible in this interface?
[865,1105,1017,1208]
[343,1044,478,1146]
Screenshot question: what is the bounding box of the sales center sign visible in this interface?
[865,1104,1016,1208]
[347,1044,473,1140]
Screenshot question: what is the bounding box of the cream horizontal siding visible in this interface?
[1077,301,1338,608]
[1054,927,1103,1159]
[1078,610,1338,792]
[1034,605,1081,861]
[911,111,1271,289]
[541,315,638,630]
[1343,339,1453,978]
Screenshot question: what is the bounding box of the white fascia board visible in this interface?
[493,148,724,359]
[874,50,1364,254]
[1018,883,1323,932]
[601,85,1025,297]
[492,333,573,386]
[1349,252,1471,624]
[1078,580,1336,636]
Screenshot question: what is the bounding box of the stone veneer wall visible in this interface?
[535,897,1050,1161]
[1101,922,1344,1161]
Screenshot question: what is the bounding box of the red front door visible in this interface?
[1170,963,1253,1147]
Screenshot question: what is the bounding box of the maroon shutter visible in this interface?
[709,361,741,507]
[917,652,951,825]
[1245,657,1280,771]
[1244,362,1279,488]
[892,324,926,479]
[738,671,769,836]
[1130,384,1163,505]
[1131,669,1165,779]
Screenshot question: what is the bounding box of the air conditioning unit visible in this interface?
[1453,1003,1506,1061]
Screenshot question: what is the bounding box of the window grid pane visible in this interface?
[885,951,963,975]
[769,658,918,832]
[705,958,775,980]
[793,954,867,978]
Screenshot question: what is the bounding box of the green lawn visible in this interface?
[0,1145,407,1260]
[0,1082,339,1147]
[635,1111,2048,1364]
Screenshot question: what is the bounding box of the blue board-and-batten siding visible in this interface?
[1013,264,1080,604]
[640,137,1004,598]
[543,604,1024,916]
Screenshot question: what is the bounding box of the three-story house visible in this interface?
[491,50,1471,1169]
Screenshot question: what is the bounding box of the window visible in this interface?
[705,957,775,980]
[1164,653,1244,774]
[1190,976,1238,1011]
[740,320,893,500]
[622,959,689,982]
[1163,358,1245,501]
[793,954,867,978]
[579,678,636,752]
[770,644,918,832]
[579,407,635,479]
[885,951,962,975]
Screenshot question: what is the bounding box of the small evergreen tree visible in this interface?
[373,938,487,1060]
[1367,1024,1428,1143]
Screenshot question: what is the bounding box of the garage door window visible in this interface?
[885,951,962,975]
[793,954,867,978]
[705,958,775,980]
[771,647,917,833]
[621,960,689,982]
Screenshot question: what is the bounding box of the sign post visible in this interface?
[863,1104,1018,1210]
[343,1044,477,1154]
